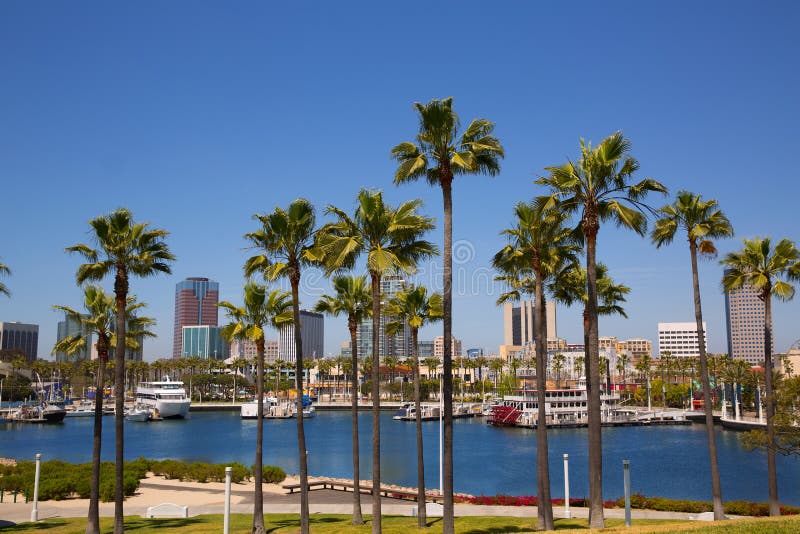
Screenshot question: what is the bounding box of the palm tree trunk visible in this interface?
[291,276,310,534]
[412,328,427,526]
[585,230,605,528]
[113,270,127,534]
[534,273,554,530]
[253,341,266,534]
[85,352,105,534]
[440,177,455,534]
[370,273,382,534]
[689,241,724,519]
[349,321,364,524]
[763,293,780,516]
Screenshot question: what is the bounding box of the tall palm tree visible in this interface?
[0,261,10,297]
[722,236,800,516]
[53,286,153,534]
[538,133,665,527]
[385,286,443,526]
[318,189,436,534]
[493,202,578,531]
[219,282,292,534]
[314,274,372,525]
[652,190,733,519]
[67,208,174,534]
[244,199,319,534]
[392,97,503,533]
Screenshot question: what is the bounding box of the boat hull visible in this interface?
[139,399,190,419]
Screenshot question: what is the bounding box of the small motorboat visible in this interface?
[125,403,151,422]
[302,406,316,418]
[66,400,95,417]
[393,402,413,420]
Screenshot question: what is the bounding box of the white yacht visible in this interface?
[134,377,191,419]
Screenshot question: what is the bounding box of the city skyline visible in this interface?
[2,2,799,361]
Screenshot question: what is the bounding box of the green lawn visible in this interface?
[0,514,798,533]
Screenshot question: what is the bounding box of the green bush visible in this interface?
[260,465,286,484]
[229,462,250,484]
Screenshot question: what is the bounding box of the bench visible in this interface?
[282,481,329,494]
[143,503,189,518]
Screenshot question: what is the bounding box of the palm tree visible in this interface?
[474,356,489,398]
[317,189,436,533]
[552,354,566,389]
[722,236,800,516]
[651,190,733,518]
[53,286,153,534]
[219,282,292,534]
[616,353,630,393]
[489,358,504,390]
[657,354,673,407]
[493,202,578,531]
[67,208,174,534]
[574,355,585,380]
[0,261,10,297]
[392,97,503,532]
[385,286,443,526]
[635,353,653,410]
[538,133,665,527]
[314,275,372,525]
[724,358,749,421]
[244,199,319,534]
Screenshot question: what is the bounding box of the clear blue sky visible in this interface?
[1,1,799,361]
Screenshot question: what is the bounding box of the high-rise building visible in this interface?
[279,310,324,363]
[0,322,39,361]
[657,322,707,358]
[173,277,219,359]
[55,313,92,362]
[355,274,412,360]
[725,269,772,365]
[434,336,462,359]
[181,326,229,360]
[502,300,557,346]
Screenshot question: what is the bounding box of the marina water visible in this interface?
[2,411,799,505]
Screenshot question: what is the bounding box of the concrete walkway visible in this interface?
[0,488,702,526]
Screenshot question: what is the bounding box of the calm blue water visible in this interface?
[2,411,799,505]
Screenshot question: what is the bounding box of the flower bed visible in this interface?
[454,493,800,516]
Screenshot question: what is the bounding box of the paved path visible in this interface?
[0,488,702,526]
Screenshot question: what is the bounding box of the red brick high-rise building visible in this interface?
[173,277,219,359]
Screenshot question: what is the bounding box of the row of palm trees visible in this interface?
[3,96,798,531]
